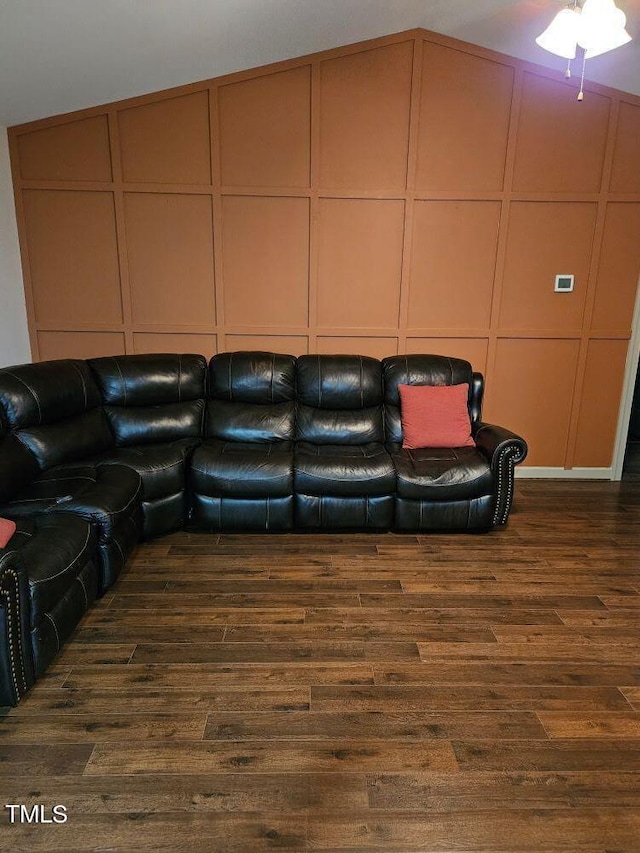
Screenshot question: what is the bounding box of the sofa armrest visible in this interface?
[0,549,34,706]
[474,423,528,469]
[473,422,528,526]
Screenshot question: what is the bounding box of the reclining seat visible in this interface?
[382,354,528,530]
[88,353,207,539]
[0,513,97,706]
[0,420,97,705]
[190,351,296,530]
[294,355,395,529]
[0,359,142,592]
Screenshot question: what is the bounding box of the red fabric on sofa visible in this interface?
[399,383,475,449]
[0,518,17,548]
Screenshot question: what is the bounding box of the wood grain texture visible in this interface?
[0,479,639,851]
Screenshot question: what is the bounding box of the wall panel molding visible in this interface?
[8,27,640,469]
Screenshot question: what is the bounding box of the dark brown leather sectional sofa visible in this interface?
[0,351,527,705]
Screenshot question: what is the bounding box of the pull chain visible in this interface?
[577,48,586,101]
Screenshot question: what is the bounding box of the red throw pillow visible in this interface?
[0,518,17,548]
[398,383,475,449]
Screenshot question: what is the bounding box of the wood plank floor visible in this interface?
[1,479,640,851]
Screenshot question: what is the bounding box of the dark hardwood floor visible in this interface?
[1,480,639,852]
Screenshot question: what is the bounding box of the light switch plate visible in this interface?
[554,274,574,293]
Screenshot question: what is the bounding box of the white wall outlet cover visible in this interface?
[554,274,575,292]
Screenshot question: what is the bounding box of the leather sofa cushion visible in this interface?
[0,431,40,502]
[297,355,383,410]
[105,400,205,446]
[96,515,141,592]
[192,494,293,530]
[294,442,395,497]
[206,352,296,444]
[296,404,384,445]
[391,446,493,501]
[0,360,101,428]
[30,558,98,678]
[394,494,495,530]
[210,352,296,403]
[15,409,114,470]
[382,355,475,445]
[295,494,393,529]
[140,493,189,539]
[0,464,142,543]
[11,515,97,628]
[191,440,294,498]
[295,356,385,444]
[206,399,295,443]
[0,359,114,472]
[92,439,199,501]
[89,354,207,406]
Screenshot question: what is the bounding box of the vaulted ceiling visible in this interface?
[1,0,638,126]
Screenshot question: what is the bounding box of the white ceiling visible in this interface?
[1,0,639,127]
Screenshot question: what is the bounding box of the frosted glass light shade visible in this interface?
[579,0,632,58]
[536,8,581,59]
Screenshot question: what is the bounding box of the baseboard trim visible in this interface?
[515,467,614,480]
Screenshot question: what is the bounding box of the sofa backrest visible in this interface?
[206,352,297,443]
[296,355,384,445]
[89,353,207,446]
[0,360,113,470]
[0,351,486,472]
[0,418,40,503]
[382,354,483,445]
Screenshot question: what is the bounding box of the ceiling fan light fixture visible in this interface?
[579,0,632,57]
[535,7,581,58]
[536,0,632,60]
[536,0,632,98]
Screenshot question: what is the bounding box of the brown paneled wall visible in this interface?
[8,29,640,469]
